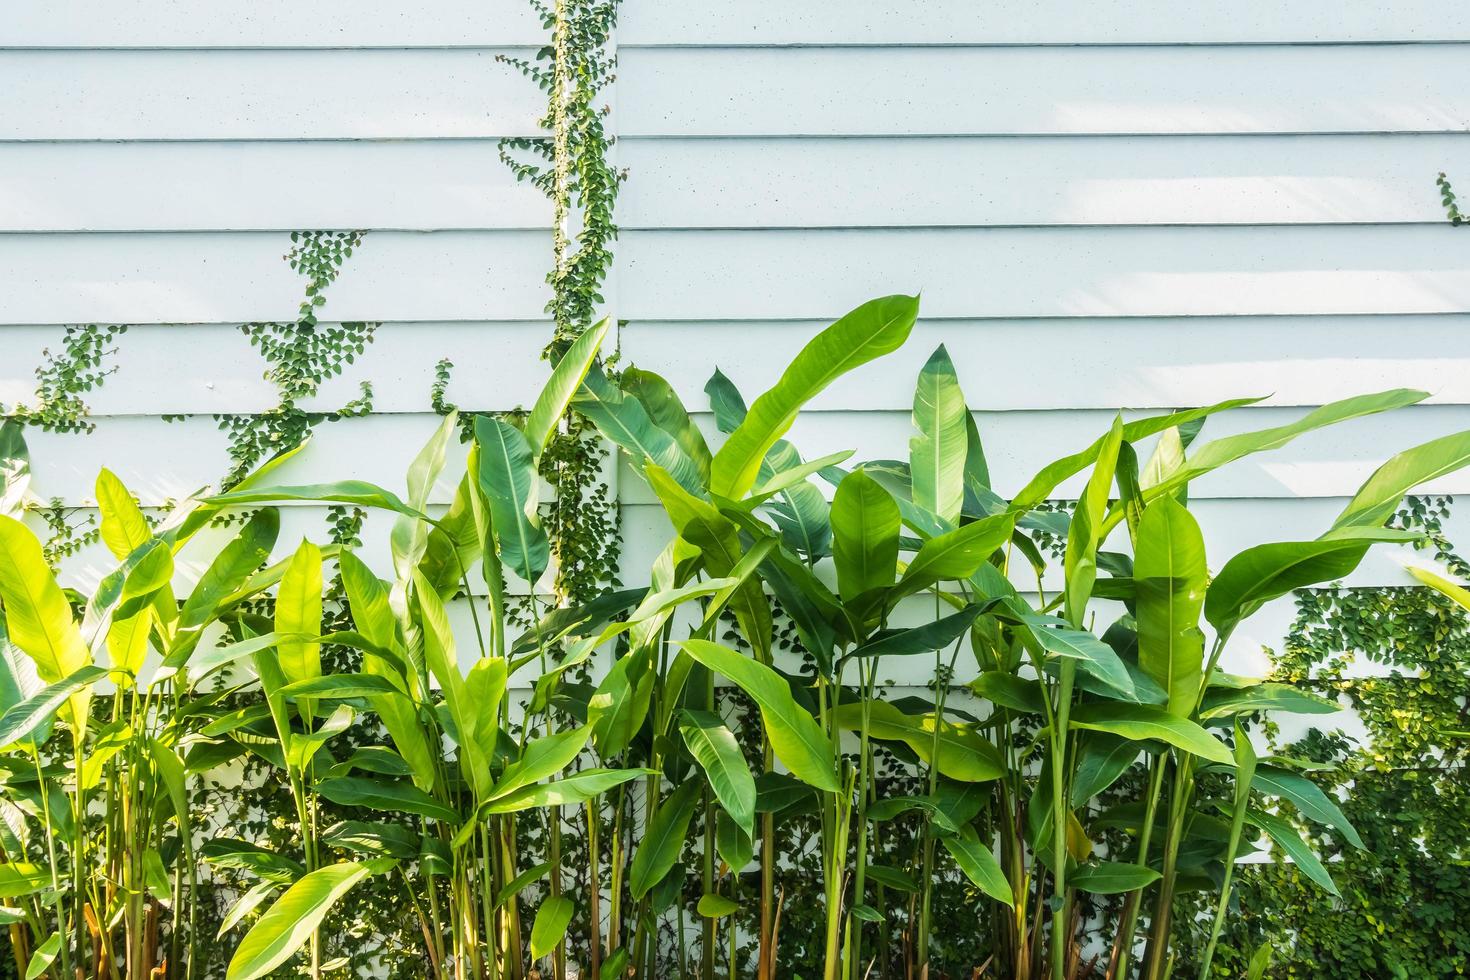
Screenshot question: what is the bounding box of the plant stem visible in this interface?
[1111,758,1168,979]
[587,798,602,980]
[1049,660,1077,980]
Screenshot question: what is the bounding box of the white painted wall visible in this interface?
[2,0,1466,680]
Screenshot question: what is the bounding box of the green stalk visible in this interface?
[1196,802,1248,979]
[819,678,853,980]
[586,799,602,980]
[848,659,877,980]
[918,623,966,972]
[1141,762,1192,980]
[607,784,626,958]
[1048,660,1077,980]
[1140,631,1236,979]
[703,670,717,980]
[1112,758,1168,978]
[70,734,87,972]
[30,747,72,980]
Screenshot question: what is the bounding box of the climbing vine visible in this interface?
[1438,172,1463,226]
[497,0,626,606]
[211,230,378,487]
[1176,497,1470,979]
[0,323,126,434]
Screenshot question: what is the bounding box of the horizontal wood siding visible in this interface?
[1,0,1464,678]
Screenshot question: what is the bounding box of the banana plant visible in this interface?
[202,321,647,980]
[572,295,919,980]
[883,372,1468,979]
[6,294,1466,980]
[0,423,345,980]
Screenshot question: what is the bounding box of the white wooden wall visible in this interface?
[5,1,1470,680]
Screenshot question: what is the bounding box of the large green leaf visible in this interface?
[1069,703,1232,764]
[339,551,435,786]
[216,882,279,939]
[0,421,29,518]
[278,674,403,701]
[1247,808,1338,895]
[711,294,919,498]
[1133,496,1208,715]
[24,933,59,980]
[680,709,757,839]
[1011,398,1261,511]
[1069,861,1161,895]
[412,570,491,799]
[473,416,550,587]
[1069,735,1141,806]
[897,513,1015,597]
[679,640,839,793]
[1251,766,1363,849]
[623,366,712,486]
[588,649,655,759]
[1064,415,1123,626]
[525,318,610,459]
[1022,619,1137,702]
[629,780,703,900]
[226,861,390,980]
[315,777,459,823]
[1144,389,1428,505]
[644,465,774,659]
[1331,428,1470,531]
[488,727,590,805]
[0,665,107,746]
[0,864,48,900]
[1198,683,1338,721]
[96,468,153,560]
[177,508,280,633]
[941,824,1013,906]
[391,411,457,584]
[705,367,748,434]
[846,603,985,661]
[909,344,969,525]
[204,482,429,521]
[766,475,834,561]
[181,632,296,678]
[275,541,323,711]
[831,701,1004,782]
[574,364,706,495]
[0,515,93,724]
[1204,527,1419,634]
[202,840,305,883]
[530,895,576,960]
[830,469,900,602]
[480,768,654,814]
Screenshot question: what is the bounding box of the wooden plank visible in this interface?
[0,141,549,232]
[0,230,552,324]
[618,134,1470,228]
[2,1,546,47]
[620,0,1470,46]
[0,321,559,415]
[618,45,1470,137]
[620,315,1470,411]
[617,225,1470,320]
[7,315,1460,418]
[8,0,1466,48]
[23,225,1470,326]
[0,49,544,140]
[10,134,1464,232]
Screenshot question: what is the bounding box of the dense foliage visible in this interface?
[1175,496,1470,979]
[1,296,1468,980]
